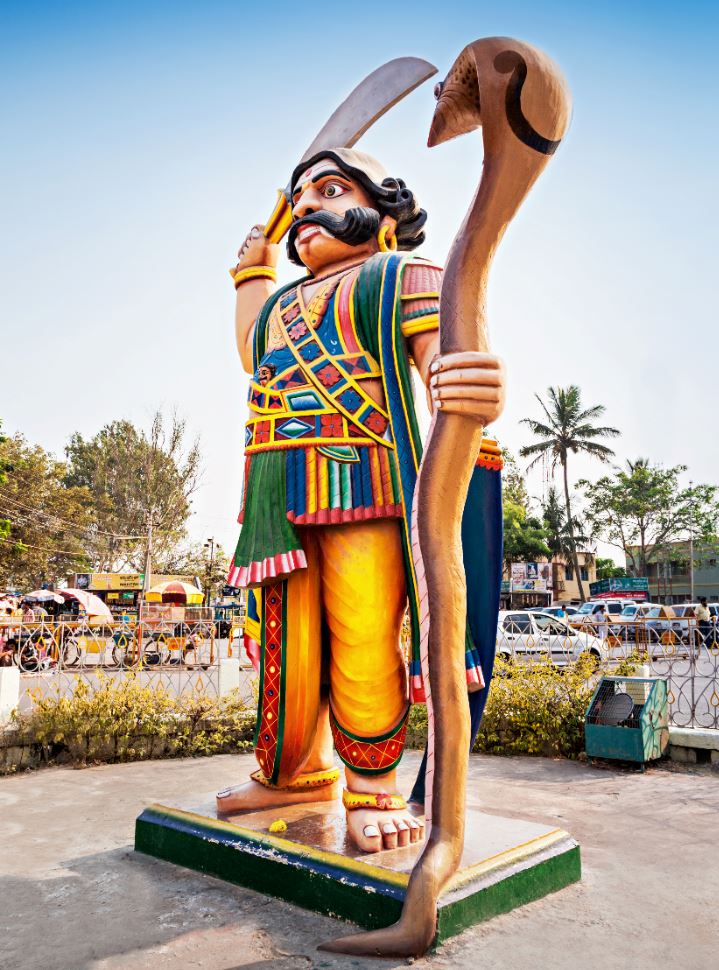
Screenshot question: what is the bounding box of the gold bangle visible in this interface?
[251,767,340,791]
[231,265,278,289]
[342,788,407,811]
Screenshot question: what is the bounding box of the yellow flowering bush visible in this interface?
[406,655,640,759]
[11,674,255,767]
[7,655,642,771]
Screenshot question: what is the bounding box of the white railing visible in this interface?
[497,614,719,729]
[1,614,257,713]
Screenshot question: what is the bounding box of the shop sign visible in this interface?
[87,573,145,591]
[589,577,649,596]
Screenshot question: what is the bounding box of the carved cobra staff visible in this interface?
[321,36,571,957]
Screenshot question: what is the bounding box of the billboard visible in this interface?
[589,577,649,597]
[510,562,552,592]
[73,573,196,592]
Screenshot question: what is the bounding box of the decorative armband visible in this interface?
[230,265,278,289]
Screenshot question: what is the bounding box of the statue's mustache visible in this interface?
[286,207,381,265]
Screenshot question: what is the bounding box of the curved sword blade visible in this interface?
[300,56,438,164]
[262,57,437,242]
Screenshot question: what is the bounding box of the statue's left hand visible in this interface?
[429,351,506,425]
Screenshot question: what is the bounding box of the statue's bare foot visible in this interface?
[216,778,339,815]
[346,807,424,853]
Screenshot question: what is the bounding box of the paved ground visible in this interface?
[1,751,717,970]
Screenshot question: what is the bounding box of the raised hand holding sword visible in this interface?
[219,55,506,857]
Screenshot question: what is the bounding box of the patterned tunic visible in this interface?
[230,258,442,587]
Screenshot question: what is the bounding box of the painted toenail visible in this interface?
[217,789,230,798]
[363,825,380,838]
[382,823,395,834]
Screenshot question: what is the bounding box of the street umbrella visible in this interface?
[145,580,203,605]
[58,588,114,623]
[24,590,64,604]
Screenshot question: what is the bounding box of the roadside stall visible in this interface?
[139,580,212,666]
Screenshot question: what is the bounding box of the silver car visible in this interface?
[497,610,608,666]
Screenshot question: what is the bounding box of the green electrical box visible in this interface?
[585,677,668,764]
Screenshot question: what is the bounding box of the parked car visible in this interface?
[666,603,719,647]
[497,610,608,666]
[531,606,579,619]
[638,605,700,657]
[667,604,699,641]
[610,602,662,641]
[644,604,677,638]
[571,599,637,625]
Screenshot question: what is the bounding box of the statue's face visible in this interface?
[291,157,377,273]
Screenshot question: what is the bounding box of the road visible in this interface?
[1,752,717,970]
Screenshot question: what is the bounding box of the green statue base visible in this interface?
[135,793,580,947]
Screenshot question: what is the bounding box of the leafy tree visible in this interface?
[65,411,201,572]
[0,432,92,589]
[595,557,627,579]
[503,499,551,573]
[501,448,530,511]
[0,421,10,543]
[158,540,230,603]
[542,485,589,593]
[580,458,718,577]
[520,386,620,601]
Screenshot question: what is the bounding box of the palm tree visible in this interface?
[520,386,620,601]
[542,486,590,596]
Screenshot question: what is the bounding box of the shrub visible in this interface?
[476,656,595,757]
[11,674,255,767]
[8,655,641,771]
[404,655,640,759]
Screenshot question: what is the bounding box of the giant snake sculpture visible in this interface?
[321,36,572,958]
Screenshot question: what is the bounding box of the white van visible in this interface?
[571,599,638,625]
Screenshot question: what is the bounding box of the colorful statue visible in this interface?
[321,37,571,957]
[217,148,506,850]
[216,36,569,957]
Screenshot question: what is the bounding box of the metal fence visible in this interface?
[1,611,258,713]
[496,613,719,729]
[3,613,717,729]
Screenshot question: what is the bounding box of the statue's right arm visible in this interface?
[233,225,280,374]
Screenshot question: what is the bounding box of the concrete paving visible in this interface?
[1,751,717,970]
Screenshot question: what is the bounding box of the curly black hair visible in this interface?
[288,150,427,264]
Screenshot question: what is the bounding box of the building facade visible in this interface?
[500,550,597,608]
[550,550,597,605]
[629,540,719,604]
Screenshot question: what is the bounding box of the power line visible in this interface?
[0,510,121,561]
[0,534,88,558]
[0,491,149,539]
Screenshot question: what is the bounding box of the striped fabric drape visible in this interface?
[285,444,402,526]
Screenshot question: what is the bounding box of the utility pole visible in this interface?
[204,536,216,606]
[689,480,695,601]
[141,511,154,618]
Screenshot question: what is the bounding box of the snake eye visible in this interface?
[434,81,444,100]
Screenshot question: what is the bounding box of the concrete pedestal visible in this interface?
[135,793,580,945]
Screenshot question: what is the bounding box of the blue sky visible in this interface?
[2,0,718,560]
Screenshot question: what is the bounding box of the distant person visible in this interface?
[695,597,711,648]
[594,603,609,640]
[21,603,36,623]
[0,608,14,666]
[555,604,567,620]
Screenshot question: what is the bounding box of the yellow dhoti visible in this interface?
[252,519,408,787]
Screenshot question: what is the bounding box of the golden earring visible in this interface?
[378,225,398,253]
